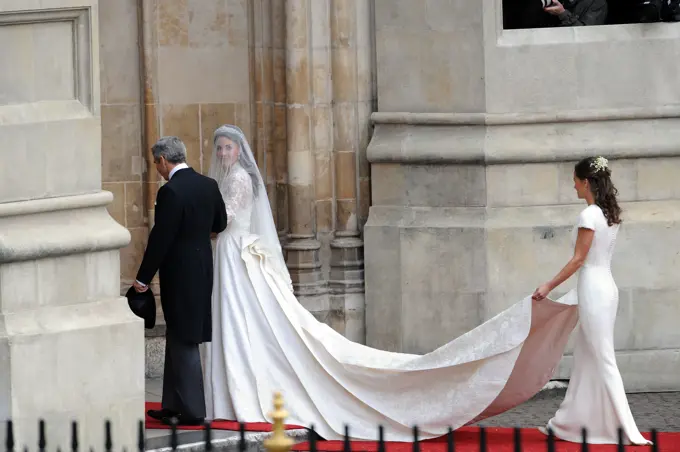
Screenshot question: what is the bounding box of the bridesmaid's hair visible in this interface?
[574,156,622,226]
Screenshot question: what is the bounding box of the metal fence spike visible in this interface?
[71,421,78,452]
[204,421,212,452]
[377,425,385,452]
[105,420,112,452]
[238,423,246,452]
[513,427,521,452]
[343,425,350,452]
[581,427,589,452]
[412,426,419,452]
[6,420,15,452]
[308,425,317,452]
[38,419,46,452]
[169,417,178,451]
[137,420,144,452]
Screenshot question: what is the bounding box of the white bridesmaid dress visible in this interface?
[545,204,651,446]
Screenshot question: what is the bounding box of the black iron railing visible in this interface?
[2,420,661,452]
[2,392,661,452]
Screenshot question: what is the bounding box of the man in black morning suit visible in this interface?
[134,136,227,425]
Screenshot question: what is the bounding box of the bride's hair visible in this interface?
[213,126,260,198]
[574,156,622,226]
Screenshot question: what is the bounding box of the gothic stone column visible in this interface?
[0,0,143,449]
[251,1,289,239]
[284,0,328,304]
[272,0,290,242]
[251,0,275,191]
[328,0,373,343]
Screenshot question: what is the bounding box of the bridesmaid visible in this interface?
[532,156,651,446]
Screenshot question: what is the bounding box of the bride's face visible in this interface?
[215,136,240,169]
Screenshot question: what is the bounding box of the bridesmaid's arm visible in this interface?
[532,227,594,300]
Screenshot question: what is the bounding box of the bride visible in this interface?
[200,125,644,444]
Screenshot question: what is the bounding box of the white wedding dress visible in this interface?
[544,205,651,446]
[200,160,582,442]
[199,125,646,443]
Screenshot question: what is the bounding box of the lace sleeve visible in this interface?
[223,170,254,226]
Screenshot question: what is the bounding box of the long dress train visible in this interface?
[200,164,585,441]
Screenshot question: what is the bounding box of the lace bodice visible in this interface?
[572,204,619,269]
[220,164,254,235]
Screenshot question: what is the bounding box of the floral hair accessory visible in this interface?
[590,156,608,173]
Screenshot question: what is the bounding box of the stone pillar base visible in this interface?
[329,237,366,343]
[0,192,143,449]
[0,303,143,449]
[284,238,327,296]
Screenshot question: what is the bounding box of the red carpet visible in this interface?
[292,427,678,452]
[144,402,304,431]
[146,403,677,450]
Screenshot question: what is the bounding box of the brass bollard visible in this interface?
[264,392,294,452]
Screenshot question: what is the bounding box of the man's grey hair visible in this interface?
[152,136,187,164]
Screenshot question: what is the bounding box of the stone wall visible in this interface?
[99,0,146,297]
[365,0,680,391]
[0,0,143,448]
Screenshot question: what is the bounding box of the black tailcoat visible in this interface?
[137,168,227,344]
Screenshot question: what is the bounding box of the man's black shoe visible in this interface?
[147,408,178,421]
[161,414,205,426]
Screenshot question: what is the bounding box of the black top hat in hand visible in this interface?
[125,286,156,329]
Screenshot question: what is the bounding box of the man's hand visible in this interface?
[210,232,218,239]
[133,280,149,293]
[544,0,566,15]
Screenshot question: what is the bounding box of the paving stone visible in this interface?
[474,389,680,432]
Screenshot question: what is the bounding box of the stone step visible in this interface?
[145,428,308,452]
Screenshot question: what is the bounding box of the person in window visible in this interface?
[544,0,608,26]
[636,0,680,22]
[504,0,560,29]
